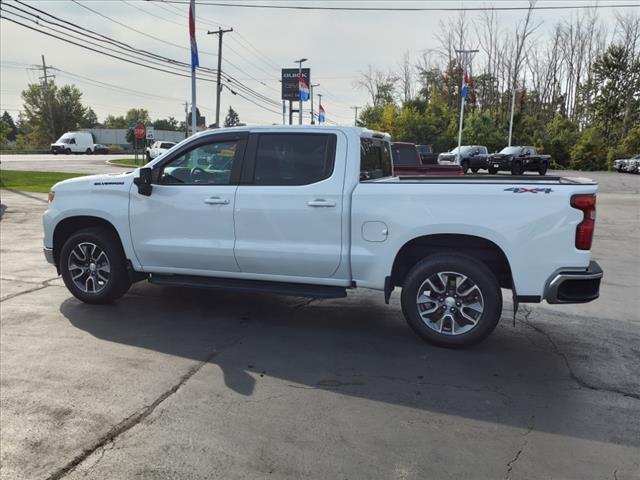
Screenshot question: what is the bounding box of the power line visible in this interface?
[147,1,640,12]
[1,4,282,111]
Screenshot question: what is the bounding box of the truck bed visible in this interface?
[371,175,597,185]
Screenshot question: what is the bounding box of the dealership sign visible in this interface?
[281,68,310,101]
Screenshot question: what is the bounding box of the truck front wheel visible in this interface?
[400,254,502,347]
[60,227,131,304]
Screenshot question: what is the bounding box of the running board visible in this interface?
[149,274,348,299]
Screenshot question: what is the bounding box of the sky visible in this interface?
[1,0,639,127]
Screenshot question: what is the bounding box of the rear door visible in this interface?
[233,131,344,278]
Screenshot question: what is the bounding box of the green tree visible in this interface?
[1,111,18,141]
[103,115,128,129]
[542,115,580,166]
[587,45,640,146]
[462,111,505,153]
[153,117,179,131]
[570,127,608,171]
[0,118,11,147]
[21,82,90,145]
[79,107,99,128]
[224,106,241,127]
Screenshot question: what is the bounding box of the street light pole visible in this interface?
[294,57,307,125]
[310,83,320,124]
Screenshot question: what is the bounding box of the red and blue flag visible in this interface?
[299,74,309,101]
[318,103,325,123]
[189,0,199,72]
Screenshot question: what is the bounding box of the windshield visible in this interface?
[449,147,471,154]
[500,146,522,155]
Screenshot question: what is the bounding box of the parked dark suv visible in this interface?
[438,145,489,173]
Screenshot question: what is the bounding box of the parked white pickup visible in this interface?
[43,126,602,347]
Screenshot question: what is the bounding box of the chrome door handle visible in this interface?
[307,199,336,208]
[204,197,230,205]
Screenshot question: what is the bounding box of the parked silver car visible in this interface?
[614,154,640,173]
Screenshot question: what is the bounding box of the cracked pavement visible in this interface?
[1,171,639,479]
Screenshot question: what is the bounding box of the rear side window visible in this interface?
[391,145,419,165]
[361,138,392,180]
[254,134,335,186]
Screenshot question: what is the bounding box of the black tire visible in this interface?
[52,151,58,155]
[86,148,93,155]
[60,227,131,304]
[471,167,479,173]
[511,162,523,175]
[538,162,548,175]
[65,148,71,155]
[461,160,469,174]
[146,152,152,161]
[488,167,498,174]
[400,254,503,348]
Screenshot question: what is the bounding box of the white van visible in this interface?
[51,132,95,154]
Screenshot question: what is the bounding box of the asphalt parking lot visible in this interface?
[1,154,134,174]
[1,168,639,479]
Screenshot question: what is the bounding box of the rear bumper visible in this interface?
[545,261,603,304]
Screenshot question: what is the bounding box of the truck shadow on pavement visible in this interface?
[60,283,640,448]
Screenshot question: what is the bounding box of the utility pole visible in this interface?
[455,49,478,163]
[351,106,359,126]
[207,27,233,128]
[184,101,189,137]
[310,83,320,124]
[37,55,56,141]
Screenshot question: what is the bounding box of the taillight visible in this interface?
[571,194,596,250]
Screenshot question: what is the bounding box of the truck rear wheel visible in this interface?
[471,167,479,173]
[400,254,502,348]
[488,167,498,174]
[60,227,131,304]
[461,161,469,173]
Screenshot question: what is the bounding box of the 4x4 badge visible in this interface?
[504,187,553,194]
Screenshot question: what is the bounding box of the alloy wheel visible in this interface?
[67,242,111,294]
[415,271,484,336]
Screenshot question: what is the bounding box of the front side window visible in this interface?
[161,143,175,149]
[361,138,392,180]
[69,138,76,144]
[159,140,240,185]
[253,134,335,186]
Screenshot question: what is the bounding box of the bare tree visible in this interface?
[354,65,397,107]
[508,1,541,145]
[398,51,414,102]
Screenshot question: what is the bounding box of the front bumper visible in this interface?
[43,247,55,265]
[545,261,603,304]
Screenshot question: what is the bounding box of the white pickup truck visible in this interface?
[43,126,603,347]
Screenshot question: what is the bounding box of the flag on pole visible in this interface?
[299,74,310,101]
[318,103,325,123]
[189,0,199,72]
[461,71,470,99]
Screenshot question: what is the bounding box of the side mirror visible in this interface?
[133,167,153,196]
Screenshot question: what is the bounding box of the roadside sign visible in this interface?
[133,123,145,139]
[281,68,310,101]
[146,126,155,140]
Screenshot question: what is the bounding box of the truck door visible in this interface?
[129,133,247,273]
[234,131,344,278]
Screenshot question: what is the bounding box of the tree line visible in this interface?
[0,79,242,149]
[355,8,640,170]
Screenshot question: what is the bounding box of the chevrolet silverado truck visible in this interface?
[488,146,551,175]
[438,146,490,173]
[42,126,602,347]
[391,142,463,176]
